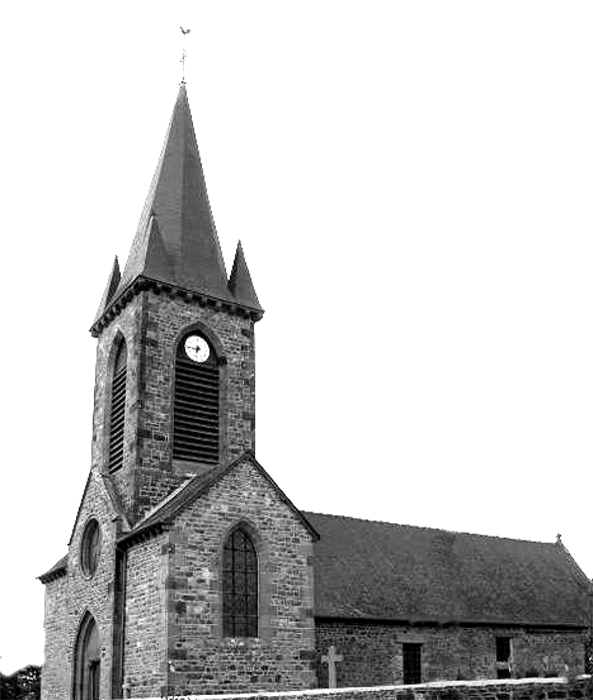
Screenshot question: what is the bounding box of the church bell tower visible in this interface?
[89,84,263,523]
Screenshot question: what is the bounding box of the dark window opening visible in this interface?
[496,637,511,662]
[109,339,127,472]
[496,636,512,679]
[173,333,219,464]
[73,613,101,700]
[222,528,258,637]
[80,519,101,578]
[403,643,422,685]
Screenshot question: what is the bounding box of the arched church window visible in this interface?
[173,332,219,464]
[222,528,258,637]
[73,612,101,700]
[108,338,127,472]
[80,519,101,577]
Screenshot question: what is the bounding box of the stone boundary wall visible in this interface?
[127,675,592,700]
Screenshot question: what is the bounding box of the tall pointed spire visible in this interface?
[91,84,264,336]
[228,241,262,311]
[118,83,230,301]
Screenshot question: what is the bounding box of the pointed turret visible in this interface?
[228,241,262,311]
[93,257,121,325]
[141,212,174,282]
[91,84,263,336]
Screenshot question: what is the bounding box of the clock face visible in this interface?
[184,335,210,363]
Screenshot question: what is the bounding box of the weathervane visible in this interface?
[180,26,191,84]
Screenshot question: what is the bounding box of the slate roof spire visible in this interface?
[228,241,261,310]
[91,84,264,334]
[120,82,229,299]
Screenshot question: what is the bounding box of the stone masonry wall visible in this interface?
[146,457,316,698]
[123,534,168,697]
[127,676,593,700]
[40,576,68,700]
[315,622,588,688]
[135,292,256,520]
[92,295,150,519]
[92,289,257,524]
[41,472,119,700]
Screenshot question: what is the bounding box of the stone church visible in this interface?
[39,84,592,700]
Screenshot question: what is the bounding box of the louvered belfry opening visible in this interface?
[173,333,220,464]
[109,339,127,472]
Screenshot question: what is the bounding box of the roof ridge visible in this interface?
[303,511,557,546]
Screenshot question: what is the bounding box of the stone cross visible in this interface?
[321,645,343,688]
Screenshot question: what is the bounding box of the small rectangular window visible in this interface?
[496,637,512,678]
[403,643,422,685]
[496,637,511,662]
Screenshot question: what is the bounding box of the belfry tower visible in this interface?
[90,84,263,522]
[40,84,317,700]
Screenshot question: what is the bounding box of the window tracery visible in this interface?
[222,527,258,637]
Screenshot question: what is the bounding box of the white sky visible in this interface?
[1,0,593,676]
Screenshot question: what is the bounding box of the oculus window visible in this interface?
[80,519,101,578]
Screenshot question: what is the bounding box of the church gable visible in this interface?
[66,472,120,649]
[67,471,126,553]
[154,455,317,695]
[40,471,123,700]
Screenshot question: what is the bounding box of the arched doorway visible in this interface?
[73,612,101,700]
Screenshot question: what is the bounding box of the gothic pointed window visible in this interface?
[173,332,220,464]
[222,528,258,637]
[73,613,101,700]
[109,339,127,472]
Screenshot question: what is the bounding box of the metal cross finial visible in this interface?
[180,26,191,84]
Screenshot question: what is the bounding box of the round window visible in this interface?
[80,519,102,577]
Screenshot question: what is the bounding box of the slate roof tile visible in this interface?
[38,555,67,583]
[39,485,591,630]
[228,241,262,312]
[304,512,591,626]
[115,84,233,306]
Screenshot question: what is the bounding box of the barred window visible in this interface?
[109,339,127,472]
[222,528,258,637]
